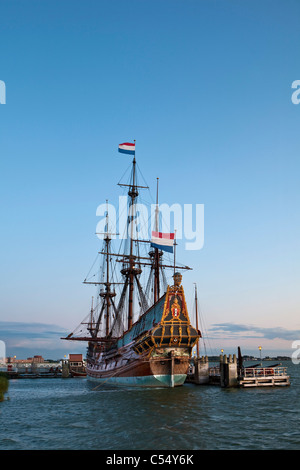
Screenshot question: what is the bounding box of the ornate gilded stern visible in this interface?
[132,273,201,355]
[151,273,200,349]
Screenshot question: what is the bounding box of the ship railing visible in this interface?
[242,366,288,378]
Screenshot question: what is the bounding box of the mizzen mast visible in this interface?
[89,200,117,339]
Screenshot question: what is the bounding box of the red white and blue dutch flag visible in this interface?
[118,142,135,155]
[151,231,174,253]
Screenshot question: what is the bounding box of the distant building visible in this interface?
[68,354,86,377]
[69,354,84,367]
[31,355,44,363]
[7,355,45,364]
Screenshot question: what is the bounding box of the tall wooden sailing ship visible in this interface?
[62,142,201,387]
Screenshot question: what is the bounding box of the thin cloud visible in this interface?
[0,321,84,359]
[0,322,67,340]
[208,323,300,341]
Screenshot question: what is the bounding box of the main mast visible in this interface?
[154,178,161,303]
[118,151,148,331]
[127,156,138,330]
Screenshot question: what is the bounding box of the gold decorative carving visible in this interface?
[171,297,181,319]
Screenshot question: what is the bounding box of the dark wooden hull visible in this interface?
[70,369,87,377]
[87,346,191,387]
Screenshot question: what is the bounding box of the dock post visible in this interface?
[170,350,175,388]
[194,355,209,384]
[62,360,70,378]
[220,354,238,388]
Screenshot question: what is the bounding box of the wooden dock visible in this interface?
[238,366,290,387]
[186,354,290,388]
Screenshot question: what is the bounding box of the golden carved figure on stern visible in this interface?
[161,273,190,324]
[173,272,182,287]
[171,298,181,319]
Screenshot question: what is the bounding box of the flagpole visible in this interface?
[155,177,159,232]
[194,283,200,358]
[173,229,177,277]
[154,177,160,303]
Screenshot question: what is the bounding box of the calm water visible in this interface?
[0,361,299,450]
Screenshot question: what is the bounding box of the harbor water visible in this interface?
[0,361,299,450]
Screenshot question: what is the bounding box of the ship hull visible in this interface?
[87,371,187,387]
[86,350,190,387]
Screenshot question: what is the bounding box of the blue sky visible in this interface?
[0,0,300,358]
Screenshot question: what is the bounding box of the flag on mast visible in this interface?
[118,142,135,155]
[151,231,174,253]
